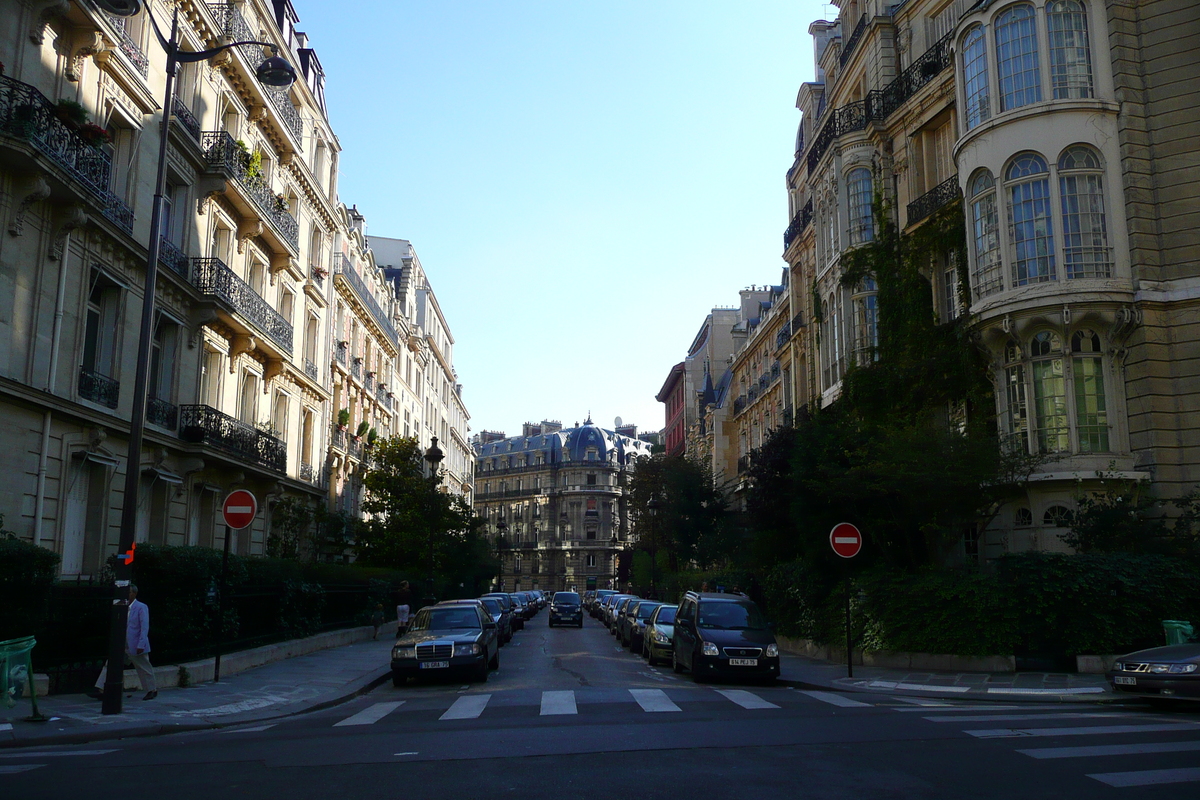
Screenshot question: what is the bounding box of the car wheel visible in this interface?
[392,672,406,688]
[578,621,583,628]
[475,661,489,683]
[489,648,500,671]
[672,650,684,673]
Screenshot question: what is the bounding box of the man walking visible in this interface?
[89,585,157,701]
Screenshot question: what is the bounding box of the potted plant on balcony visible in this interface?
[77,122,111,148]
[54,99,88,130]
[354,421,369,441]
[337,408,350,431]
[366,428,378,447]
[274,193,288,213]
[311,263,328,280]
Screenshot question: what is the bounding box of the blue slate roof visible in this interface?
[475,419,652,467]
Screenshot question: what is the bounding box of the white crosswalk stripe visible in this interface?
[1018,740,1200,760]
[1087,767,1200,788]
[333,701,405,727]
[799,690,872,708]
[965,722,1200,739]
[0,765,45,774]
[441,694,491,720]
[715,689,780,710]
[629,689,680,712]
[0,750,117,759]
[540,690,577,716]
[923,712,1123,723]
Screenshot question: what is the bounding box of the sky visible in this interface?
[297,1,829,437]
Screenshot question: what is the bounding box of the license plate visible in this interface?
[1114,676,1136,686]
[728,658,758,667]
[419,661,449,669]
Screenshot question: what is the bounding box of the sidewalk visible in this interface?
[0,633,395,748]
[776,649,1116,702]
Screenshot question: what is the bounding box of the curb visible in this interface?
[0,667,392,749]
[774,676,1120,704]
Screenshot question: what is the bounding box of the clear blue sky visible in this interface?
[298,1,826,436]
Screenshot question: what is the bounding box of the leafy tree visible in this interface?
[628,454,732,572]
[267,496,314,560]
[1061,476,1200,556]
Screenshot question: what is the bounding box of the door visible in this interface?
[675,599,697,668]
[60,462,87,575]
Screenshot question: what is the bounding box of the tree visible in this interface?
[267,497,314,560]
[1061,476,1200,556]
[628,454,732,573]
[355,437,494,598]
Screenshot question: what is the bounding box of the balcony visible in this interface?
[102,192,134,233]
[334,342,348,367]
[0,75,112,198]
[733,396,747,414]
[299,461,326,488]
[791,312,805,332]
[331,426,347,451]
[737,455,751,475]
[907,174,961,227]
[147,397,178,429]
[201,131,299,252]
[333,254,399,344]
[364,372,376,393]
[304,358,319,381]
[179,404,286,473]
[350,357,363,383]
[783,199,814,249]
[839,14,867,67]
[377,384,391,408]
[309,264,326,290]
[78,368,119,409]
[348,438,363,461]
[157,236,189,278]
[264,86,302,140]
[775,323,792,351]
[105,15,150,78]
[191,256,293,354]
[170,96,201,141]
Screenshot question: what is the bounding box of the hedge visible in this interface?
[0,536,61,642]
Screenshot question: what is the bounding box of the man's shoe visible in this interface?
[86,687,103,699]
[143,690,157,701]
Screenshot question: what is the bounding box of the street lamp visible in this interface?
[423,437,445,607]
[100,3,297,716]
[646,494,662,599]
[495,519,508,592]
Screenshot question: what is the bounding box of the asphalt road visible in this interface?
[5,611,1200,799]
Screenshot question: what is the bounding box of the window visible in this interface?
[852,278,878,361]
[248,260,267,296]
[238,370,260,425]
[1015,507,1034,526]
[1030,331,1069,453]
[586,554,597,569]
[1058,146,1110,279]
[586,473,596,486]
[1043,505,1072,527]
[199,347,223,406]
[1047,1,1093,99]
[82,274,120,382]
[1003,344,1029,452]
[941,255,960,322]
[1006,154,1055,286]
[1071,329,1108,452]
[967,171,1003,298]
[149,320,179,402]
[271,392,289,441]
[847,168,874,245]
[995,5,1042,111]
[962,26,990,129]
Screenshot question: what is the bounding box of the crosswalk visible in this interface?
[0,748,116,774]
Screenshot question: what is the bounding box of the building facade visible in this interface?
[473,419,653,593]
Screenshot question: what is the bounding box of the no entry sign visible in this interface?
[829,522,862,558]
[222,490,258,530]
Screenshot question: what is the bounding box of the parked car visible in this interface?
[625,601,662,651]
[479,596,513,644]
[482,593,523,630]
[618,599,651,646]
[549,591,584,628]
[591,590,618,617]
[391,601,500,685]
[1107,643,1200,700]
[671,592,780,683]
[643,604,678,666]
[611,596,638,634]
[583,590,596,611]
[515,591,537,617]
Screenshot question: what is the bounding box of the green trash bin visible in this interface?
[0,635,46,721]
[1162,620,1194,646]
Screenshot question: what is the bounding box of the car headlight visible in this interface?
[454,643,481,656]
[702,641,720,657]
[766,644,779,657]
[1113,662,1124,672]
[393,646,416,659]
[1168,664,1198,674]
[653,631,670,644]
[1151,664,1170,673]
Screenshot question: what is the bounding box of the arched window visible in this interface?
[969,171,1002,297]
[847,168,874,245]
[1030,331,1069,453]
[995,4,1042,111]
[962,26,990,129]
[1071,329,1108,452]
[1047,1,1093,99]
[852,278,878,361]
[1006,154,1055,286]
[1058,146,1110,279]
[1014,507,1033,526]
[1043,505,1072,527]
[1003,343,1029,452]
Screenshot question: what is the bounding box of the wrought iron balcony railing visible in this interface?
[158,236,188,278]
[840,14,867,67]
[147,397,178,429]
[78,367,119,409]
[208,2,256,52]
[733,396,747,414]
[103,192,134,233]
[349,438,363,461]
[783,198,814,249]
[791,312,805,332]
[350,357,363,382]
[907,174,961,226]
[106,15,150,78]
[331,426,347,451]
[364,372,376,393]
[201,131,299,250]
[309,264,326,289]
[0,75,112,196]
[191,256,293,353]
[171,95,201,141]
[775,322,792,351]
[334,342,348,366]
[180,404,286,473]
[264,86,302,140]
[299,461,326,487]
[377,384,391,407]
[304,358,318,381]
[334,254,399,343]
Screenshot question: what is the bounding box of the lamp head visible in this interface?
[256,55,297,88]
[94,0,144,15]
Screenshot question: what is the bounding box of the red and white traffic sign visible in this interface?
[222,490,258,530]
[829,522,862,558]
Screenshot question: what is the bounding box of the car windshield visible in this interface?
[411,608,482,631]
[654,606,677,625]
[480,598,502,614]
[696,601,768,630]
[554,593,580,604]
[636,603,662,621]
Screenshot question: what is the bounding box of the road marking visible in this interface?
[0,750,117,759]
[965,722,1200,739]
[1087,768,1200,788]
[394,752,419,756]
[540,690,577,716]
[0,724,11,732]
[924,712,1125,723]
[895,697,951,706]
[865,680,971,693]
[629,689,681,712]
[0,765,45,774]
[1019,740,1200,760]
[894,705,1043,712]
[716,689,780,710]
[218,725,276,734]
[799,690,872,708]
[441,694,491,720]
[333,701,405,727]
[985,687,1106,695]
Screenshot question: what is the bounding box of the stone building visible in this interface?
[473,419,653,593]
[780,0,1200,558]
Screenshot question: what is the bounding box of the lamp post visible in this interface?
[495,519,508,592]
[646,494,662,600]
[97,0,297,715]
[423,437,445,607]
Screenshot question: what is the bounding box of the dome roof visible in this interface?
[475,418,651,466]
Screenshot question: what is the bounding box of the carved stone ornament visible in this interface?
[188,308,220,348]
[30,0,69,45]
[49,203,89,260]
[230,334,257,370]
[236,218,264,253]
[7,175,51,237]
[65,29,107,82]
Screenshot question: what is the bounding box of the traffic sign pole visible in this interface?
[215,491,257,682]
[830,523,863,678]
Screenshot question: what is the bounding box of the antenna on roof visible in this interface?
[614,416,623,428]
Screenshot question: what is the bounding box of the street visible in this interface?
[4,616,1200,799]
